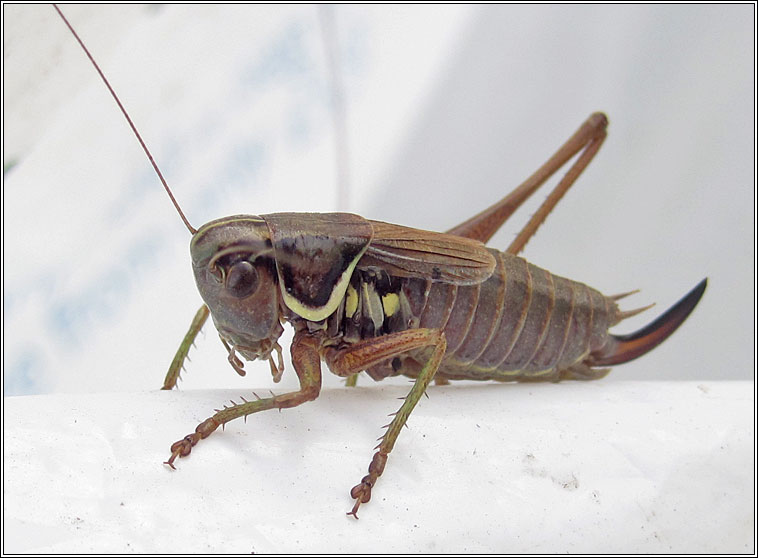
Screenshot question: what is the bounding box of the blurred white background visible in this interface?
[3,5,753,553]
[4,5,753,395]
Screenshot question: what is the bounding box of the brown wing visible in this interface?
[360,220,496,285]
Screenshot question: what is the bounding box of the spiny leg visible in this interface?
[506,118,606,255]
[349,337,446,518]
[164,331,322,467]
[446,112,608,254]
[162,304,209,390]
[323,328,447,518]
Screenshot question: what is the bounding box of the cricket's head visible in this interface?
[190,216,284,363]
[55,6,287,379]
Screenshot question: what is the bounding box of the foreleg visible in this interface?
[164,331,322,467]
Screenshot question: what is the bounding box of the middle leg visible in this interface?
[323,328,447,518]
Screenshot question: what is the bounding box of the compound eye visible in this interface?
[225,260,259,298]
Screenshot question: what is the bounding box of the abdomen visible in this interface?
[351,250,618,382]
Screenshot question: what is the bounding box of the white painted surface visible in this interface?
[3,382,753,553]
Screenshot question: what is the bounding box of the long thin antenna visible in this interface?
[54,4,197,235]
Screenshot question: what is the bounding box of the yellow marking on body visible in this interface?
[346,284,359,317]
[280,244,369,322]
[382,292,399,317]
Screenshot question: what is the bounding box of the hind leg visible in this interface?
[447,113,608,255]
